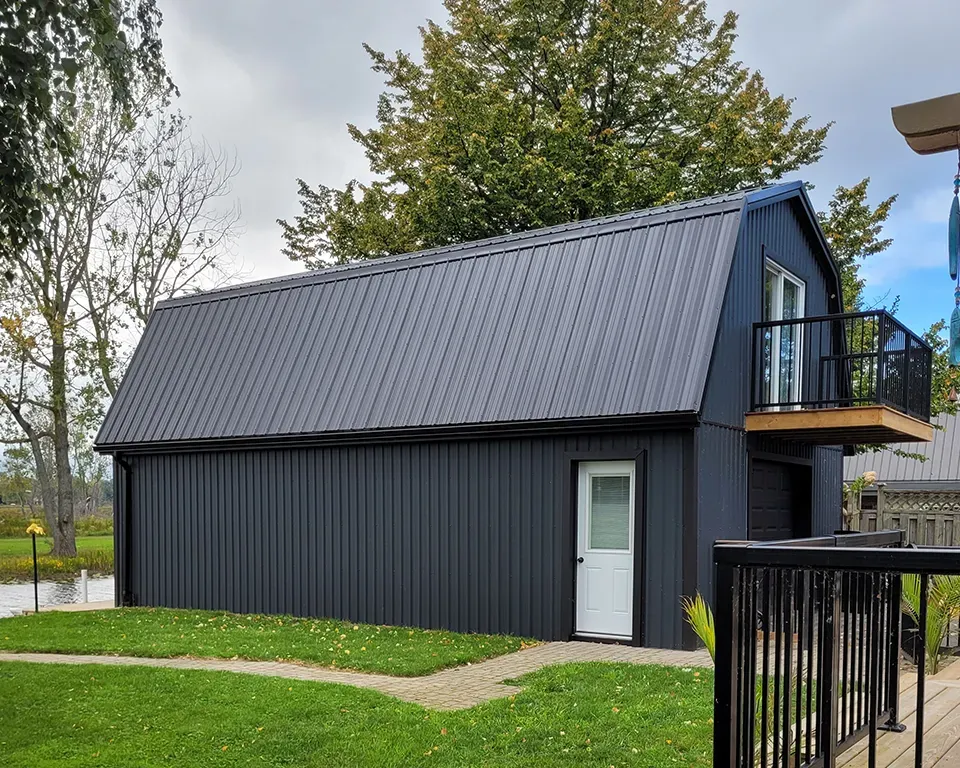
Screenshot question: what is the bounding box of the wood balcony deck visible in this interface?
[744,405,935,445]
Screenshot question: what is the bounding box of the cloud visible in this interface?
[157,0,959,304]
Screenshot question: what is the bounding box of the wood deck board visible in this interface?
[840,661,960,768]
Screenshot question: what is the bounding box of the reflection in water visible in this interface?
[0,576,115,617]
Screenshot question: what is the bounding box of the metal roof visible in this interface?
[96,186,775,448]
[844,413,960,485]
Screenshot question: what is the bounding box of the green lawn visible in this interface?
[0,535,114,557]
[0,608,533,676]
[0,535,113,581]
[0,660,713,767]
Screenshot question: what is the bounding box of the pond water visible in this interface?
[0,576,115,618]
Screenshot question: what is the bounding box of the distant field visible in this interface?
[0,535,114,581]
[0,536,114,557]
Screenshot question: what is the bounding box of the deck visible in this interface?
[839,659,960,767]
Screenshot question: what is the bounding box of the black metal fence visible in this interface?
[713,531,960,768]
[751,310,932,422]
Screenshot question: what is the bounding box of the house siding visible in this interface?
[696,197,843,602]
[116,429,692,649]
[701,197,838,426]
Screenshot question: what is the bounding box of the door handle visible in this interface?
[577,557,584,564]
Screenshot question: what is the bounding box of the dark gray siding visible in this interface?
[695,196,843,601]
[701,197,839,426]
[97,194,746,448]
[695,425,843,602]
[696,423,747,603]
[813,446,844,534]
[119,429,692,649]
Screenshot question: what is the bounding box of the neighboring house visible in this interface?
[845,414,960,545]
[845,413,960,491]
[95,181,933,650]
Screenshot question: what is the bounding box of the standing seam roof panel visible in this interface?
[844,414,960,482]
[96,192,752,446]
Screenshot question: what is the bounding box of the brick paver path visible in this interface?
[0,642,712,710]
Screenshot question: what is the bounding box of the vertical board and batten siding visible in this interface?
[700,197,837,425]
[696,198,843,600]
[119,430,690,648]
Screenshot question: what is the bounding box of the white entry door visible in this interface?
[575,461,636,639]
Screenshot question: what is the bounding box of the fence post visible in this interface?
[877,484,886,533]
[713,553,740,768]
[822,572,841,766]
[847,488,861,532]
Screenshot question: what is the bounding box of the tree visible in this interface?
[817,179,897,313]
[0,0,167,268]
[818,178,957,427]
[0,445,35,515]
[0,75,239,556]
[280,0,830,267]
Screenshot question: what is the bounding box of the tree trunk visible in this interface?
[26,435,57,534]
[50,337,77,557]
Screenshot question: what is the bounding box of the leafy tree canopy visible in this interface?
[280,0,831,267]
[817,179,896,313]
[0,0,167,268]
[818,178,957,422]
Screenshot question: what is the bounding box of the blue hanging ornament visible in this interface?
[951,286,960,367]
[950,179,960,281]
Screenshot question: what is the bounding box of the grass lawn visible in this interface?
[0,535,114,558]
[0,535,113,582]
[0,660,713,767]
[0,608,533,676]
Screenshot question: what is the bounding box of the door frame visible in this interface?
[563,449,647,645]
[762,252,807,409]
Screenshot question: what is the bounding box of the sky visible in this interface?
[159,0,958,335]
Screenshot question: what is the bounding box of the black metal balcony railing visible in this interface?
[713,531,960,768]
[751,310,933,422]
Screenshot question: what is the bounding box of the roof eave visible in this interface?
[95,411,701,455]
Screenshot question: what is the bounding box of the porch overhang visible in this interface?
[744,405,934,445]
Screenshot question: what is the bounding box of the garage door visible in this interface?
[750,460,803,541]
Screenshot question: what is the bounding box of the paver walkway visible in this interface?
[0,641,712,710]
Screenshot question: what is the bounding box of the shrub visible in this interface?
[75,514,114,536]
[0,548,113,582]
[0,507,44,538]
[681,592,716,661]
[902,573,960,675]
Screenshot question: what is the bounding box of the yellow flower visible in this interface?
[26,523,44,535]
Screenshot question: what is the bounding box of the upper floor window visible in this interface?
[763,260,806,406]
[764,260,805,324]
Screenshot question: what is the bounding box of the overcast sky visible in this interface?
[161,0,957,334]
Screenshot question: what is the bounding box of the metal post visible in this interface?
[877,313,887,405]
[713,558,740,768]
[880,572,906,732]
[31,532,38,613]
[916,574,929,768]
[81,569,89,603]
[822,572,841,766]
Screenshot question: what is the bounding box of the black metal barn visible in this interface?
[99,182,845,650]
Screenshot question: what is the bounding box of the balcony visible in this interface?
[746,310,934,444]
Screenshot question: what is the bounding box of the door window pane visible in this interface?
[589,475,631,550]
